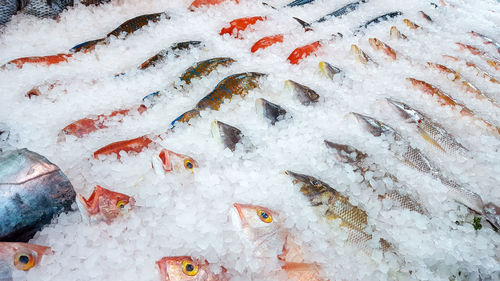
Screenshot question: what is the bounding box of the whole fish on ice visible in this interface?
[0,148,75,242]
[151,149,198,176]
[0,242,51,281]
[156,256,228,281]
[76,185,135,224]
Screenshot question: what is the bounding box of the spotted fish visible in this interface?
[137,41,203,71]
[180,57,236,85]
[0,0,72,26]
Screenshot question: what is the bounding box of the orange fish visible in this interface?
[287,41,322,65]
[189,0,238,10]
[442,55,500,84]
[403,18,420,29]
[0,242,51,279]
[251,34,285,53]
[368,38,397,60]
[156,256,228,281]
[152,149,198,175]
[93,135,155,159]
[219,16,265,38]
[76,185,135,224]
[456,43,500,70]
[1,54,72,69]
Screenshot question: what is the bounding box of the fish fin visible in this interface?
[76,194,91,223]
[418,129,445,152]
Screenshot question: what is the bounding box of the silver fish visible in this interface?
[470,31,500,54]
[386,99,469,156]
[0,0,27,25]
[351,112,496,229]
[284,80,320,105]
[324,140,427,215]
[255,98,287,125]
[0,149,75,241]
[23,0,73,19]
[211,120,243,152]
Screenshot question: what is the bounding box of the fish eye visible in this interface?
[311,179,319,186]
[257,209,273,223]
[14,252,35,271]
[182,260,199,276]
[116,200,127,209]
[184,159,194,170]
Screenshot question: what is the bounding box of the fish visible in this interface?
[0,0,26,26]
[318,61,342,80]
[351,112,498,230]
[0,242,51,281]
[403,19,420,29]
[368,38,397,60]
[442,55,499,84]
[0,148,75,242]
[390,26,407,40]
[76,185,135,224]
[0,0,73,26]
[137,41,203,71]
[251,34,285,53]
[219,16,266,38]
[151,149,198,175]
[156,256,228,281]
[426,62,498,106]
[255,98,287,125]
[350,44,375,65]
[189,0,238,10]
[180,57,236,85]
[386,98,469,156]
[287,41,322,65]
[355,11,402,33]
[70,12,169,53]
[211,121,243,152]
[316,0,369,22]
[407,78,500,135]
[324,140,428,215]
[93,135,155,159]
[0,53,72,69]
[171,72,267,126]
[419,11,432,22]
[286,0,315,7]
[470,31,500,54]
[284,171,378,251]
[284,80,319,105]
[456,43,500,70]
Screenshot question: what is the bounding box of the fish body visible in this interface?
[1,53,72,69]
[0,0,72,26]
[189,0,238,10]
[138,41,203,70]
[180,57,236,85]
[156,256,228,281]
[211,121,243,151]
[287,41,321,65]
[324,140,427,215]
[352,113,488,218]
[386,99,469,155]
[219,16,265,38]
[93,135,154,159]
[251,34,284,53]
[390,26,407,40]
[355,11,402,33]
[152,149,198,175]
[0,149,75,242]
[350,44,375,65]
[255,98,287,125]
[76,185,135,224]
[443,55,500,85]
[286,0,314,7]
[470,31,500,54]
[419,11,432,22]
[284,80,319,105]
[368,38,396,60]
[318,61,341,80]
[0,242,51,281]
[316,0,368,22]
[403,19,420,29]
[456,43,500,70]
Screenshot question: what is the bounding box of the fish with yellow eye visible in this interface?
[156,256,228,281]
[151,149,198,176]
[0,242,51,281]
[76,185,135,224]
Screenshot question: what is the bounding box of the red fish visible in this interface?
[189,0,238,10]
[1,53,72,69]
[156,256,228,281]
[0,242,51,276]
[93,135,155,159]
[251,34,284,53]
[220,16,265,38]
[152,149,198,175]
[287,41,322,65]
[456,43,500,70]
[368,38,397,60]
[76,185,135,224]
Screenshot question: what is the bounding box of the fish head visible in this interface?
[284,171,330,198]
[211,121,242,152]
[171,109,201,127]
[324,140,367,165]
[386,99,425,124]
[284,80,319,105]
[153,149,198,174]
[0,243,51,272]
[350,112,397,138]
[318,61,341,80]
[255,98,287,125]
[77,185,135,222]
[156,256,215,281]
[231,203,285,257]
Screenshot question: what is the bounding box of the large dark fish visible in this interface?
[354,11,402,34]
[70,12,169,53]
[317,0,368,22]
[0,149,75,242]
[286,0,314,7]
[0,0,73,26]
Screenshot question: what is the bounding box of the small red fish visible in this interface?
[456,43,500,70]
[251,34,284,53]
[0,242,51,274]
[220,16,265,38]
[93,135,155,159]
[156,256,228,281]
[152,149,198,175]
[189,0,238,10]
[76,185,135,224]
[287,41,322,65]
[1,54,72,69]
[368,38,397,60]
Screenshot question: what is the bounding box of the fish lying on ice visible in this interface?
[350,44,376,65]
[0,0,72,26]
[316,0,369,23]
[151,149,198,175]
[318,61,342,80]
[456,43,500,71]
[368,38,397,60]
[469,31,500,54]
[284,80,319,105]
[355,11,402,34]
[188,0,237,11]
[0,148,75,242]
[442,55,500,85]
[324,140,428,215]
[219,16,266,38]
[211,121,244,152]
[255,98,287,125]
[76,185,135,224]
[351,112,499,230]
[179,57,236,86]
[287,41,322,65]
[0,54,73,69]
[156,256,228,281]
[0,242,51,281]
[386,98,469,156]
[389,26,407,40]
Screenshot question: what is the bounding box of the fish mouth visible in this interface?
[385,98,413,120]
[350,112,385,137]
[284,170,310,184]
[324,140,367,164]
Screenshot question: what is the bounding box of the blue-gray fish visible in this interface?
[0,0,73,26]
[0,149,75,242]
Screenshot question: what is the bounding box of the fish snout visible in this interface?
[350,112,384,137]
[284,170,309,184]
[324,140,367,164]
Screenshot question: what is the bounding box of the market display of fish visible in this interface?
[0,149,75,242]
